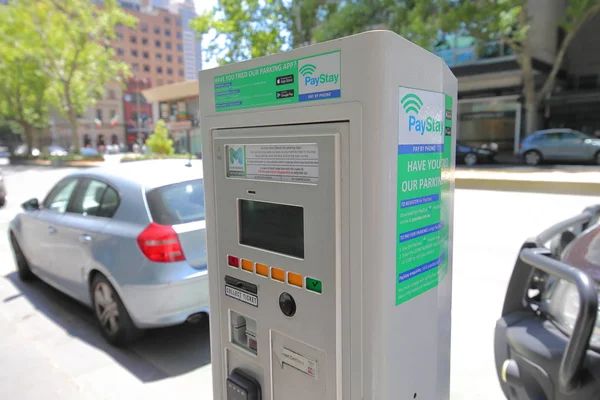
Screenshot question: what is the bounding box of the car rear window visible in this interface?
[146,179,205,225]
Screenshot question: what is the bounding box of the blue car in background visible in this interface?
[519,129,600,166]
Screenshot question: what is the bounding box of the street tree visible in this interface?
[146,120,175,156]
[26,0,136,153]
[192,0,339,65]
[442,0,600,134]
[0,1,49,152]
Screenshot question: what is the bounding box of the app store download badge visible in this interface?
[298,51,341,102]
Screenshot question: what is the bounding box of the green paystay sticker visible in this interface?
[395,87,453,306]
[213,50,341,112]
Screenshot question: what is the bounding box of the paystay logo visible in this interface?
[401,93,442,136]
[300,63,340,88]
[297,52,341,102]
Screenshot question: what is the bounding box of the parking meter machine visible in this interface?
[199,31,457,400]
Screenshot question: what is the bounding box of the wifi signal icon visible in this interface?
[401,93,423,115]
[299,64,317,76]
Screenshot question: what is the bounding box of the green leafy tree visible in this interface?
[26,0,136,152]
[441,0,600,134]
[192,0,338,65]
[0,1,49,152]
[146,120,174,155]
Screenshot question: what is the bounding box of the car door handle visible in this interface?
[48,226,57,234]
[79,234,92,243]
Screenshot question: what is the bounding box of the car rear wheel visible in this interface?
[10,233,35,281]
[595,151,600,165]
[464,153,478,166]
[0,197,5,207]
[524,150,542,166]
[91,274,143,346]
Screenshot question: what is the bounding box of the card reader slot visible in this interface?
[225,275,258,294]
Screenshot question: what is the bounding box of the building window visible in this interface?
[157,66,163,74]
[167,67,173,75]
[96,109,103,122]
[165,29,171,36]
[108,89,116,100]
[165,16,171,24]
[157,79,163,86]
[141,23,148,32]
[167,80,173,84]
[142,38,148,45]
[131,49,138,57]
[166,54,172,62]
[154,26,160,34]
[178,56,183,64]
[156,53,162,60]
[132,63,139,72]
[176,18,182,26]
[143,51,149,59]
[130,35,137,44]
[177,44,183,51]
[116,32,123,40]
[179,69,184,77]
[155,40,161,48]
[176,31,182,39]
[165,41,172,50]
[117,48,124,56]
[143,65,150,72]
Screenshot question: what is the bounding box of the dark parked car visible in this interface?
[495,205,600,399]
[456,142,497,166]
[0,168,6,207]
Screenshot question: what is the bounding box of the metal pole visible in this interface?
[136,77,143,150]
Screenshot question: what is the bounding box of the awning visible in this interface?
[141,80,199,103]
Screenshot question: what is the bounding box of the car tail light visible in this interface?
[137,222,185,262]
[519,142,523,149]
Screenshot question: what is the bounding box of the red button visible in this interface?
[227,255,240,268]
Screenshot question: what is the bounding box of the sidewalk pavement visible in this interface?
[455,165,600,195]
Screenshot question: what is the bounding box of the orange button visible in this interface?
[271,267,285,282]
[287,272,303,288]
[255,263,269,277]
[241,259,254,272]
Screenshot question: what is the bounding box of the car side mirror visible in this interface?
[21,198,40,211]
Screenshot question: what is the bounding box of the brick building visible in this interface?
[52,0,190,150]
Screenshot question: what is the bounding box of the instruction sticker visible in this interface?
[213,51,341,112]
[281,347,318,379]
[226,144,319,184]
[396,86,452,306]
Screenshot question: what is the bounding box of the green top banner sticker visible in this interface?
[213,50,341,112]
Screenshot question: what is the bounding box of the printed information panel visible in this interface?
[213,51,341,112]
[395,87,453,306]
[227,143,319,184]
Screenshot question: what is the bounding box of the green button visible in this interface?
[306,278,322,294]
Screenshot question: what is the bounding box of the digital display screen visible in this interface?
[239,200,304,259]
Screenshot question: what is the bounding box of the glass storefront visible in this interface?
[458,99,520,152]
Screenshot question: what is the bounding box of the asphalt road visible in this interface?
[0,165,598,400]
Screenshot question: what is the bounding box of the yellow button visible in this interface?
[256,263,269,277]
[287,272,303,288]
[271,267,285,282]
[241,259,254,272]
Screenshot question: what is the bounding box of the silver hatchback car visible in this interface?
[519,128,600,165]
[9,160,209,346]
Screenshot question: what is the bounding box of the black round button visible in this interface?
[279,292,297,317]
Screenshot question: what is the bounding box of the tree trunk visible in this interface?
[68,110,80,153]
[522,59,538,135]
[22,123,35,154]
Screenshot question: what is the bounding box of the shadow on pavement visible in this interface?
[4,271,211,383]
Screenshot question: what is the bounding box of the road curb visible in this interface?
[455,176,600,196]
